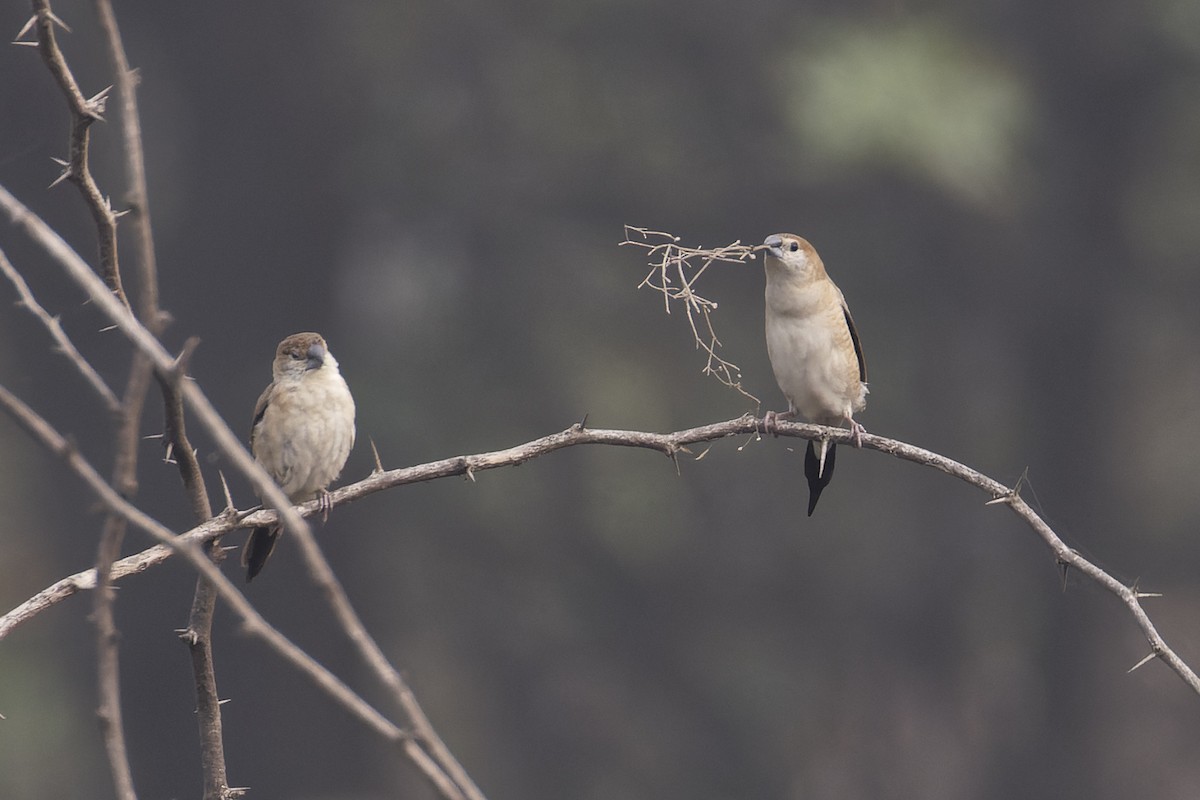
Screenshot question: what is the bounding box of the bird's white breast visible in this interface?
[765,274,866,425]
[254,367,356,502]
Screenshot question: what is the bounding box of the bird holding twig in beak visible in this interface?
[761,234,867,515]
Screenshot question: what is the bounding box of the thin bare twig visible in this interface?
[157,340,232,800]
[30,0,125,305]
[0,247,120,412]
[292,531,487,800]
[0,185,469,798]
[622,225,762,404]
[0,380,466,800]
[0,182,316,578]
[158,339,210,520]
[92,515,135,800]
[86,6,220,793]
[92,0,165,335]
[30,2,139,795]
[0,383,406,737]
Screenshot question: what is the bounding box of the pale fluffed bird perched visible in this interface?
[243,332,356,581]
[761,234,867,516]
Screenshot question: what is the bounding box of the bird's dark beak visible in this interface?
[305,343,326,371]
[763,234,784,257]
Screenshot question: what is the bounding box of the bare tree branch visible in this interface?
[0,525,232,641]
[0,193,464,793]
[92,0,164,334]
[158,340,210,519]
[0,383,402,733]
[92,517,136,800]
[0,246,120,412]
[0,181,317,572]
[27,1,145,795]
[5,409,1197,701]
[0,378,467,799]
[294,531,486,800]
[84,4,228,792]
[157,341,232,800]
[29,0,125,305]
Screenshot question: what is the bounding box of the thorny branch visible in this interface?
[92,0,164,334]
[0,247,120,412]
[3,408,1199,700]
[24,2,143,797]
[622,225,762,404]
[89,1,227,791]
[0,184,472,799]
[0,180,317,601]
[291,525,487,800]
[0,381,468,800]
[157,341,234,800]
[24,0,125,306]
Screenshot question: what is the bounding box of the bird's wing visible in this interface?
[250,383,273,446]
[842,301,867,383]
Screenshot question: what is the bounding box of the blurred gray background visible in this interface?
[3,0,1200,798]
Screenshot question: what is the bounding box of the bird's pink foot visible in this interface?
[847,419,866,448]
[317,489,332,523]
[762,409,795,437]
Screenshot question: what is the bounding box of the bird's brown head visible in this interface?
[762,233,824,281]
[273,332,330,379]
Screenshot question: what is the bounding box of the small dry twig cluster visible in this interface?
[622,225,762,404]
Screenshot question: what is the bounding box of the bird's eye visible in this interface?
[788,241,799,252]
[290,352,304,360]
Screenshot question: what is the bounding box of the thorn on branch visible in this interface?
[14,15,37,42]
[984,491,1017,506]
[1130,578,1163,600]
[48,157,71,188]
[234,504,262,522]
[43,9,73,34]
[369,438,384,474]
[1128,651,1160,674]
[84,86,112,120]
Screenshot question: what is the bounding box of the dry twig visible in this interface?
[0,182,471,799]
[622,224,762,403]
[0,381,478,798]
[27,3,140,796]
[0,247,121,412]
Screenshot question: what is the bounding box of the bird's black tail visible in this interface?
[242,526,280,582]
[804,440,837,516]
